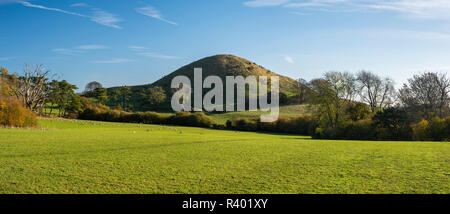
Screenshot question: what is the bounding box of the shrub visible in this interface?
[427,117,450,141]
[234,118,257,131]
[232,115,317,135]
[226,120,232,128]
[78,101,215,128]
[0,97,37,127]
[340,119,376,140]
[373,107,412,141]
[168,112,214,128]
[412,120,430,141]
[258,115,316,135]
[345,102,372,121]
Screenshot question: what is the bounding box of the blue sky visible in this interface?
[1,0,450,91]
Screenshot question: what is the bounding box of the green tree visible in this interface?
[345,102,371,121]
[47,80,78,117]
[146,86,166,110]
[107,88,121,106]
[84,81,102,95]
[47,80,60,116]
[66,95,83,118]
[94,87,108,104]
[373,107,412,140]
[0,67,12,96]
[119,86,131,111]
[309,72,356,128]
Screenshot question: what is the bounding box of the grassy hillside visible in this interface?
[107,54,304,111]
[148,54,301,96]
[210,104,310,124]
[0,118,448,194]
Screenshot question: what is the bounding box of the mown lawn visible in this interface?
[0,118,448,194]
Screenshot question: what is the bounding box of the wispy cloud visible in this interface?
[76,44,108,50]
[70,3,89,7]
[52,48,83,56]
[53,44,108,56]
[244,0,450,21]
[129,45,179,59]
[135,6,178,25]
[284,55,294,64]
[90,8,121,29]
[366,0,450,21]
[128,46,151,51]
[93,58,135,64]
[20,1,86,17]
[244,0,290,7]
[137,52,179,59]
[17,1,122,29]
[359,29,450,41]
[0,56,15,61]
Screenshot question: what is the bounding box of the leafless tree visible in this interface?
[356,71,396,112]
[325,71,357,102]
[398,72,450,119]
[308,72,357,128]
[10,64,52,112]
[296,78,310,103]
[436,73,450,117]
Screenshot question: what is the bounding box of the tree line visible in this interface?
[0,64,168,121]
[81,81,166,112]
[231,70,449,141]
[1,63,449,141]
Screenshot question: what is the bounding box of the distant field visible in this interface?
[209,104,310,124]
[42,104,310,124]
[0,118,448,194]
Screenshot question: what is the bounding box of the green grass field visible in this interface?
[0,118,448,194]
[209,104,310,124]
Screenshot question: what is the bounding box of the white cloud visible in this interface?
[53,44,108,55]
[17,1,122,29]
[135,6,178,25]
[0,56,14,61]
[90,8,121,29]
[19,1,86,17]
[284,55,294,63]
[93,58,135,64]
[244,0,450,21]
[128,46,151,52]
[244,0,290,7]
[366,0,450,21]
[52,48,83,56]
[70,3,89,7]
[128,46,179,59]
[76,44,108,50]
[359,29,450,41]
[137,52,179,59]
[285,0,349,8]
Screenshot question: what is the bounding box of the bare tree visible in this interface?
[356,71,396,112]
[324,71,357,102]
[309,72,356,128]
[296,78,310,104]
[436,73,450,117]
[10,64,52,112]
[398,72,450,119]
